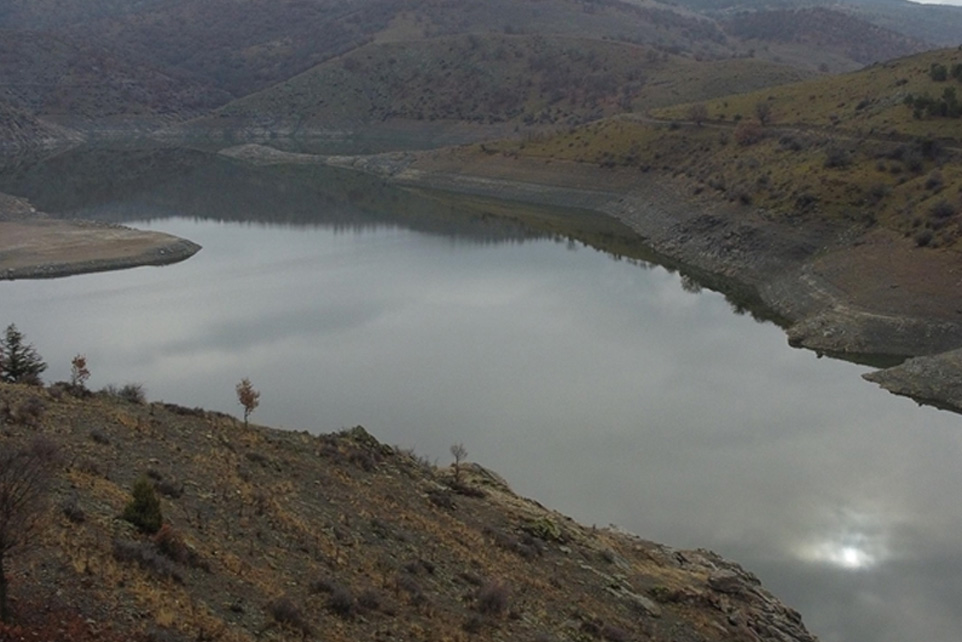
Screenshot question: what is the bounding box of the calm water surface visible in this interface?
[2,148,961,642]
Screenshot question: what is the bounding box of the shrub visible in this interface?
[119,384,146,404]
[153,525,188,564]
[122,476,163,534]
[268,597,312,636]
[930,199,956,219]
[733,120,763,146]
[476,580,510,615]
[1,396,45,428]
[930,63,948,82]
[327,587,355,619]
[926,170,945,191]
[112,539,182,583]
[823,146,852,169]
[357,589,380,611]
[61,496,85,523]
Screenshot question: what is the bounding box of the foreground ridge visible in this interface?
[0,382,816,641]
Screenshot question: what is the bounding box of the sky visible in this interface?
[911,0,962,5]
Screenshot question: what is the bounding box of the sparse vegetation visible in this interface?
[0,378,817,641]
[0,436,58,622]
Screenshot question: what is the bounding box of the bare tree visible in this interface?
[236,378,260,428]
[450,443,467,483]
[0,437,58,622]
[754,100,773,126]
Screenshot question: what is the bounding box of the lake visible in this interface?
[1,147,961,642]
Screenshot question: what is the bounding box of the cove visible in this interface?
[1,148,961,642]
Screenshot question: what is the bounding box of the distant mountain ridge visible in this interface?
[0,0,953,147]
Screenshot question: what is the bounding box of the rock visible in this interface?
[708,570,752,595]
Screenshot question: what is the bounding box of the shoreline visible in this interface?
[222,143,962,411]
[0,211,202,281]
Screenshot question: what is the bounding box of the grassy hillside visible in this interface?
[654,47,962,138]
[722,7,931,67]
[0,380,815,642]
[476,47,962,250]
[210,34,812,129]
[672,0,962,47]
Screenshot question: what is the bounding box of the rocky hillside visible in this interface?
[0,101,81,151]
[0,380,816,642]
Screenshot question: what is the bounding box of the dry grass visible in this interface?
[0,381,812,641]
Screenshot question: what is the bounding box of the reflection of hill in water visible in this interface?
[0,145,550,244]
[0,145,793,327]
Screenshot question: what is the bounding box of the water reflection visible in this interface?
[797,506,890,570]
[2,148,962,642]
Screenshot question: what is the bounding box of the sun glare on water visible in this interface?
[795,507,890,571]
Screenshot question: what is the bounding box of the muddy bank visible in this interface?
[222,143,962,410]
[0,199,201,280]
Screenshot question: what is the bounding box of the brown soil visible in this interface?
[0,218,201,279]
[0,382,816,642]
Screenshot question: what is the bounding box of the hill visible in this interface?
[672,0,962,47]
[497,47,962,251]
[0,0,942,145]
[721,7,931,70]
[0,30,230,126]
[0,381,815,642]
[205,34,812,132]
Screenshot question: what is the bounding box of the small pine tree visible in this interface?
[121,476,163,534]
[0,325,47,385]
[236,378,260,428]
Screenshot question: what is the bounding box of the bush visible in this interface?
[476,580,510,615]
[112,539,182,583]
[122,476,163,534]
[119,384,146,404]
[327,587,355,619]
[930,63,948,82]
[268,597,312,636]
[823,146,852,169]
[733,120,763,146]
[930,199,956,219]
[926,170,944,191]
